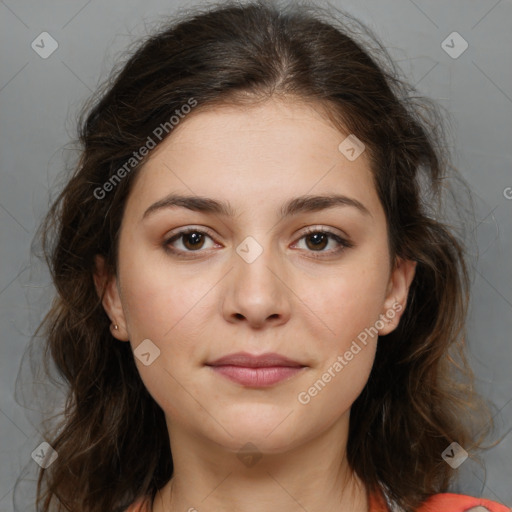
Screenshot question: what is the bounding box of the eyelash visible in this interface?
[163,226,353,259]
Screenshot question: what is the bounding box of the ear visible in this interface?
[377,257,417,336]
[93,255,129,341]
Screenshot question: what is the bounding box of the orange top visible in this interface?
[370,491,510,512]
[126,491,510,511]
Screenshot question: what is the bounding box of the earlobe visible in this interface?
[93,255,130,342]
[378,257,417,336]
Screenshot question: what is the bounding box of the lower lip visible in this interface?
[208,365,305,387]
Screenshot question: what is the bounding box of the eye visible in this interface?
[163,226,353,258]
[293,227,353,257]
[164,228,217,255]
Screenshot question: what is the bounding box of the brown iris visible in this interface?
[305,232,328,251]
[182,231,206,250]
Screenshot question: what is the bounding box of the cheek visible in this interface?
[118,259,213,416]
[294,253,391,425]
[118,243,213,342]
[294,339,376,438]
[307,257,390,347]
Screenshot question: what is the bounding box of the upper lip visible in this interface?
[206,352,305,368]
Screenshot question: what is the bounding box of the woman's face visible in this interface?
[98,98,415,455]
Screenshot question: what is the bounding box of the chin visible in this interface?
[207,411,305,454]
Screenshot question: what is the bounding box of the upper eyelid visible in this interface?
[300,225,350,239]
[165,225,217,241]
[166,224,349,241]
[165,225,350,249]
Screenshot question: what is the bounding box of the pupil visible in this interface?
[186,232,202,248]
[308,233,327,250]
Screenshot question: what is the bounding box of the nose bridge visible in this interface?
[234,233,282,292]
[223,232,291,324]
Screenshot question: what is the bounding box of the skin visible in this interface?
[95,97,416,512]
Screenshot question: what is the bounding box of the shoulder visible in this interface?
[416,493,510,512]
[127,493,510,512]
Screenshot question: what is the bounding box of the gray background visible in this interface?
[1,0,511,510]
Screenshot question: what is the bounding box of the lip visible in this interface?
[206,352,304,368]
[205,352,307,387]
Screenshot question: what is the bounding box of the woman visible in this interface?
[32,1,509,511]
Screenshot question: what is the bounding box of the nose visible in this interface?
[222,238,292,329]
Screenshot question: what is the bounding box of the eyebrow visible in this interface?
[142,192,371,220]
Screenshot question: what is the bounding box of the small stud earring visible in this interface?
[112,323,119,330]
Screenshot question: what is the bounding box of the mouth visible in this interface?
[205,352,307,387]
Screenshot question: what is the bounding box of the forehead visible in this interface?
[149,98,349,165]
[124,98,380,220]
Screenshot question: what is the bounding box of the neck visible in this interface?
[151,412,369,512]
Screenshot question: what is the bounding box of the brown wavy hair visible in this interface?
[28,1,490,510]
